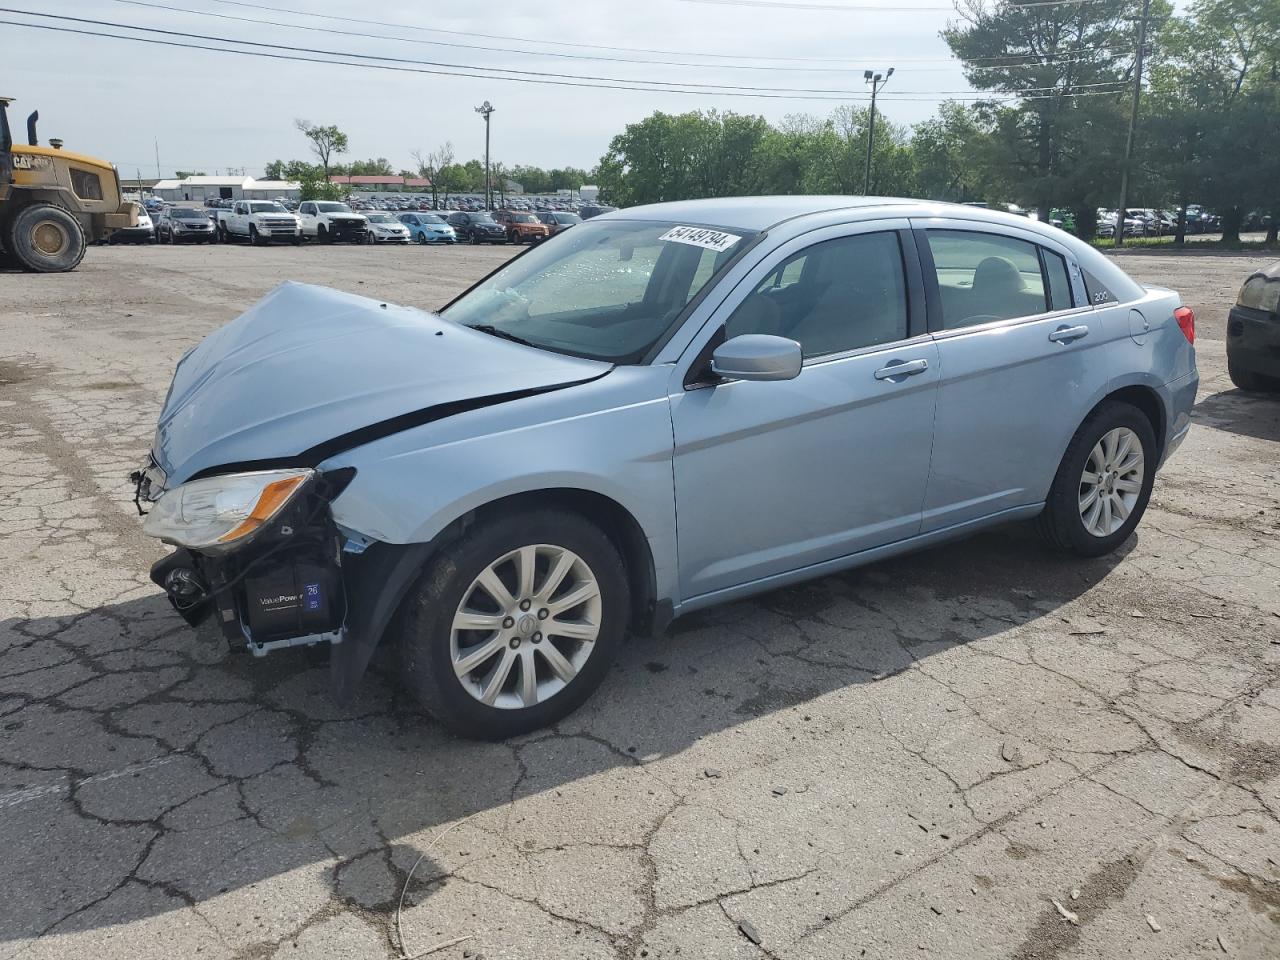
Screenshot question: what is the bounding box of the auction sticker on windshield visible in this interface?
[658,225,741,253]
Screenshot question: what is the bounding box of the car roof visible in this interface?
[604,195,1089,243]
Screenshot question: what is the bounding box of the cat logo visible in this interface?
[11,154,50,170]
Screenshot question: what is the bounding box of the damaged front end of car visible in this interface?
[131,280,612,702]
[139,465,354,655]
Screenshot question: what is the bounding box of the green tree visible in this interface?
[293,119,349,180]
[943,0,1164,229]
[1144,0,1280,242]
[173,170,206,179]
[910,101,996,202]
[332,157,394,177]
[597,110,770,206]
[412,142,455,208]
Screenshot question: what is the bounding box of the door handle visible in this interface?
[1048,324,1090,343]
[874,358,930,380]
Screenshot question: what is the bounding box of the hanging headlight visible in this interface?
[143,469,312,550]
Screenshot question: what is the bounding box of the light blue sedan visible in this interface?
[136,197,1198,738]
[398,211,456,244]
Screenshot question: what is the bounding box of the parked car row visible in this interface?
[117,200,590,247]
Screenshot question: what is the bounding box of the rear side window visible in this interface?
[726,231,909,359]
[926,231,1048,329]
[1042,250,1073,310]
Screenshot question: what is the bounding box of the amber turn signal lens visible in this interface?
[217,474,308,543]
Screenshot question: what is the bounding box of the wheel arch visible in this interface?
[1088,383,1167,463]
[454,487,661,636]
[330,485,664,705]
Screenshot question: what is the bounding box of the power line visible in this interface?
[0,8,923,96]
[200,0,1122,66]
[108,0,1120,75]
[3,8,1128,98]
[105,0,947,73]
[0,18,1130,104]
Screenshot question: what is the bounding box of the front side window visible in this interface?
[725,231,909,359]
[70,169,103,201]
[927,231,1049,329]
[442,219,752,363]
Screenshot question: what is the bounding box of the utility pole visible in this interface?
[863,67,894,195]
[475,100,494,210]
[1114,0,1152,247]
[154,138,161,179]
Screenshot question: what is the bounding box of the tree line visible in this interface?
[595,0,1278,244]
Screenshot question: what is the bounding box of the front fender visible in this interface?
[321,365,680,602]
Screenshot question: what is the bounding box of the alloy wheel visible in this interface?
[450,544,602,710]
[1079,426,1144,537]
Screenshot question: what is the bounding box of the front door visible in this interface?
[670,221,940,601]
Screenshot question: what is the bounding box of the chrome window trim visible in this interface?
[928,303,1096,342]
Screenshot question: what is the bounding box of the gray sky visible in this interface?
[8,0,1098,178]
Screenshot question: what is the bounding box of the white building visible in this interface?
[152,176,301,202]
[243,180,302,201]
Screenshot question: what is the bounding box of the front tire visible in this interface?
[1037,401,1157,557]
[398,510,629,740]
[6,204,87,272]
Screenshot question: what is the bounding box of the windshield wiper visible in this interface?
[466,324,538,348]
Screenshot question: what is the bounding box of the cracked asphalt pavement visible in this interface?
[1,244,1278,959]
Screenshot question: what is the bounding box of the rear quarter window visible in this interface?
[1071,241,1145,305]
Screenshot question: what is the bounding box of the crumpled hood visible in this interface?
[153,281,609,485]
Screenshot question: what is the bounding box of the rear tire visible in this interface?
[397,509,629,740]
[6,204,86,272]
[1037,401,1157,557]
[1228,358,1280,393]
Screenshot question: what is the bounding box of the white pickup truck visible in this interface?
[216,200,302,245]
[297,200,369,243]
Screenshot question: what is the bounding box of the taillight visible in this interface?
[1174,306,1195,344]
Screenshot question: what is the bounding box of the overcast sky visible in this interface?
[7,1,1131,179]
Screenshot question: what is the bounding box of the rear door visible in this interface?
[912,218,1106,532]
[669,219,940,601]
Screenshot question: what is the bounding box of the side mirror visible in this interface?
[711,334,802,382]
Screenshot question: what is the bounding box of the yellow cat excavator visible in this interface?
[0,96,139,272]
